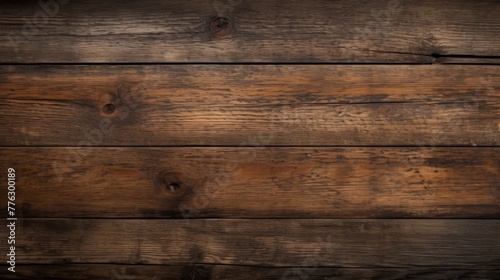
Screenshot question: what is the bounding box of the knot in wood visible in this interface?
[210,17,233,37]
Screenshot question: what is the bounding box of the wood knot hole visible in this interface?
[210,17,233,37]
[168,182,181,193]
[102,103,116,114]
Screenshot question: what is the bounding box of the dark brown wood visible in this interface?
[0,148,498,218]
[0,0,499,63]
[1,219,499,267]
[1,1,499,276]
[1,265,499,280]
[435,57,500,64]
[1,65,499,146]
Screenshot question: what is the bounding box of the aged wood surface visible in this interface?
[1,0,499,277]
[0,148,498,218]
[0,219,498,267]
[1,265,499,280]
[0,0,499,63]
[0,65,498,146]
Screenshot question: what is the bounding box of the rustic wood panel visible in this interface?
[0,0,499,63]
[1,265,499,280]
[1,219,499,267]
[0,0,498,278]
[1,65,499,146]
[1,148,498,218]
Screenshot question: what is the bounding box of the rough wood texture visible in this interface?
[0,0,499,63]
[1,0,499,277]
[0,148,498,218]
[1,265,499,280]
[1,219,499,267]
[1,65,499,146]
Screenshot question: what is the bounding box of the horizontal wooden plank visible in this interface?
[1,265,499,280]
[435,56,500,65]
[0,65,499,146]
[0,0,499,63]
[0,148,498,218]
[1,219,499,267]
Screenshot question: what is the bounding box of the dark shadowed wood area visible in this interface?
[3,265,500,280]
[0,0,498,279]
[0,219,499,267]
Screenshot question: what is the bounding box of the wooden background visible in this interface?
[0,0,499,279]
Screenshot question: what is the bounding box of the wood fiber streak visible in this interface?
[0,65,498,146]
[0,148,498,218]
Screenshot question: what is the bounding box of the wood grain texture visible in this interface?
[1,148,498,218]
[1,0,499,277]
[1,219,499,267]
[1,265,499,280]
[1,65,499,146]
[0,0,499,63]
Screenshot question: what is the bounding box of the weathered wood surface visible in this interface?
[1,0,499,277]
[1,265,499,280]
[1,219,499,267]
[0,0,499,63]
[0,148,498,218]
[1,65,498,146]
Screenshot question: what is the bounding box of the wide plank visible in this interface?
[0,65,499,146]
[0,148,498,218]
[0,0,499,63]
[1,219,499,267]
[1,265,499,280]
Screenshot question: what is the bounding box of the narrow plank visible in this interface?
[0,0,499,63]
[1,219,499,267]
[0,65,499,146]
[436,57,500,65]
[0,148,498,218]
[1,265,499,280]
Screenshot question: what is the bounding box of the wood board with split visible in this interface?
[0,0,499,63]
